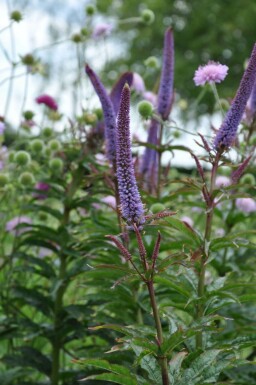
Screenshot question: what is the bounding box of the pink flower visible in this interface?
[215,176,231,188]
[193,61,228,86]
[132,73,145,93]
[34,182,50,199]
[236,198,256,213]
[143,91,158,106]
[6,216,32,235]
[101,195,116,209]
[36,94,58,110]
[92,23,113,38]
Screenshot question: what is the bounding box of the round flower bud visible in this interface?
[0,174,9,187]
[173,130,181,138]
[42,127,53,138]
[94,108,103,120]
[21,54,35,66]
[71,33,83,43]
[144,56,159,68]
[80,27,88,37]
[10,10,22,22]
[150,203,166,214]
[43,147,52,157]
[83,113,97,125]
[141,9,155,25]
[8,151,15,163]
[19,172,35,185]
[23,110,35,120]
[14,151,31,166]
[31,139,44,153]
[137,100,154,118]
[240,173,255,185]
[49,158,64,172]
[85,4,96,15]
[48,139,61,152]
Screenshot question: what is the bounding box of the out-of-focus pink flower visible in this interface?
[181,216,194,227]
[193,61,228,86]
[143,91,157,106]
[36,94,58,111]
[6,216,32,235]
[34,182,50,199]
[215,176,231,188]
[101,195,116,209]
[92,23,113,38]
[132,73,145,94]
[236,198,256,213]
[0,122,5,135]
[95,153,107,165]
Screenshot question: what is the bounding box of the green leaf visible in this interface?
[169,352,188,385]
[74,358,132,377]
[164,217,202,247]
[154,276,191,298]
[80,372,138,385]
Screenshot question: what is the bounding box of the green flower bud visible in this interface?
[42,127,53,138]
[23,110,35,120]
[44,147,52,157]
[8,151,15,163]
[141,9,155,25]
[31,139,44,152]
[14,150,31,166]
[94,108,103,120]
[80,27,88,37]
[0,174,9,187]
[144,56,159,68]
[21,54,35,66]
[85,4,96,15]
[71,33,83,43]
[10,10,22,22]
[173,130,181,138]
[83,112,97,125]
[138,100,154,118]
[49,158,64,172]
[240,173,255,185]
[150,203,166,214]
[48,139,61,152]
[19,171,35,185]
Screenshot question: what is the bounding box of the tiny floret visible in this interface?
[193,61,228,86]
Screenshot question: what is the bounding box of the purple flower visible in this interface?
[132,73,146,94]
[92,23,113,39]
[36,94,58,111]
[236,198,256,213]
[101,195,116,209]
[34,182,50,199]
[157,27,174,120]
[116,84,145,228]
[6,216,32,235]
[193,61,228,86]
[215,176,231,188]
[140,118,159,175]
[214,44,256,150]
[244,79,256,124]
[0,122,5,135]
[110,72,133,115]
[85,64,117,165]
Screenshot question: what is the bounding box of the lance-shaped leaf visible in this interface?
[214,43,256,150]
[231,155,252,183]
[110,72,133,115]
[157,27,174,120]
[85,64,117,164]
[116,84,145,229]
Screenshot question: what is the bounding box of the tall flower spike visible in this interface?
[157,27,174,120]
[116,84,145,229]
[140,118,159,174]
[85,64,116,165]
[110,72,133,115]
[214,43,256,151]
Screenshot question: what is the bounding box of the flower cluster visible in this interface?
[193,61,228,86]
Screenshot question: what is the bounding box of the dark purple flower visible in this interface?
[157,27,174,120]
[110,72,133,115]
[34,182,50,199]
[140,118,159,175]
[35,94,58,111]
[116,84,145,228]
[214,44,256,150]
[85,64,117,165]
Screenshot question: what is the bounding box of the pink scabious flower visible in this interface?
[215,176,231,188]
[132,73,146,94]
[236,198,256,213]
[6,216,32,235]
[92,23,113,39]
[143,91,158,106]
[36,94,58,111]
[193,61,228,86]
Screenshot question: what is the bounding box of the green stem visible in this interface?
[210,83,224,117]
[147,281,170,385]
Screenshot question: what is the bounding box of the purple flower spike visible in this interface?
[85,64,117,164]
[214,44,256,150]
[157,27,174,120]
[36,94,58,111]
[110,72,133,115]
[116,84,145,228]
[140,118,159,174]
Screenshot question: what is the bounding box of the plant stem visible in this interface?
[147,280,170,385]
